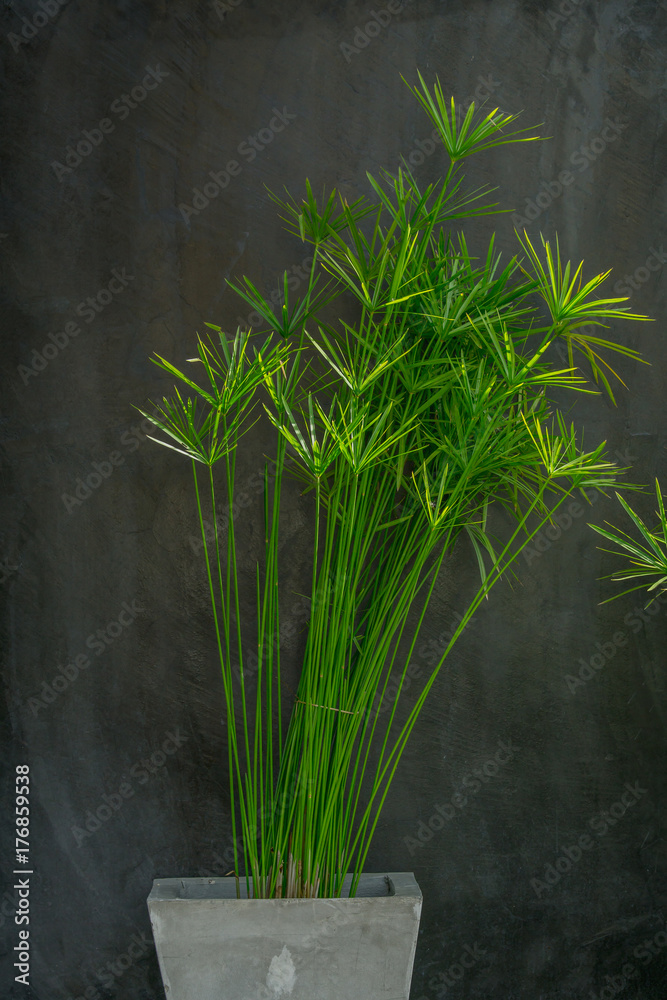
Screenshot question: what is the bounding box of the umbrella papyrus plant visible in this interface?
[591,479,667,604]
[142,74,650,899]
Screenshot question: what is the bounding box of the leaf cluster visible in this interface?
[142,74,651,898]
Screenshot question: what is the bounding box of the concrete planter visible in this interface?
[148,872,422,1000]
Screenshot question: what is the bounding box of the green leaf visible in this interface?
[403,70,542,162]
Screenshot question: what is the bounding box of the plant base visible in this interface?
[147,872,422,1000]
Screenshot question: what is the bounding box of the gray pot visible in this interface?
[147,872,422,1000]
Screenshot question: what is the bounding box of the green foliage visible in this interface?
[143,73,650,899]
[591,480,667,603]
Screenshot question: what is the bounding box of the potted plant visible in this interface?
[144,73,649,1000]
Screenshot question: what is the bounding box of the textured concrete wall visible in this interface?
[2,1,666,997]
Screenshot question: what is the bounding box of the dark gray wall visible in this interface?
[2,1,667,997]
